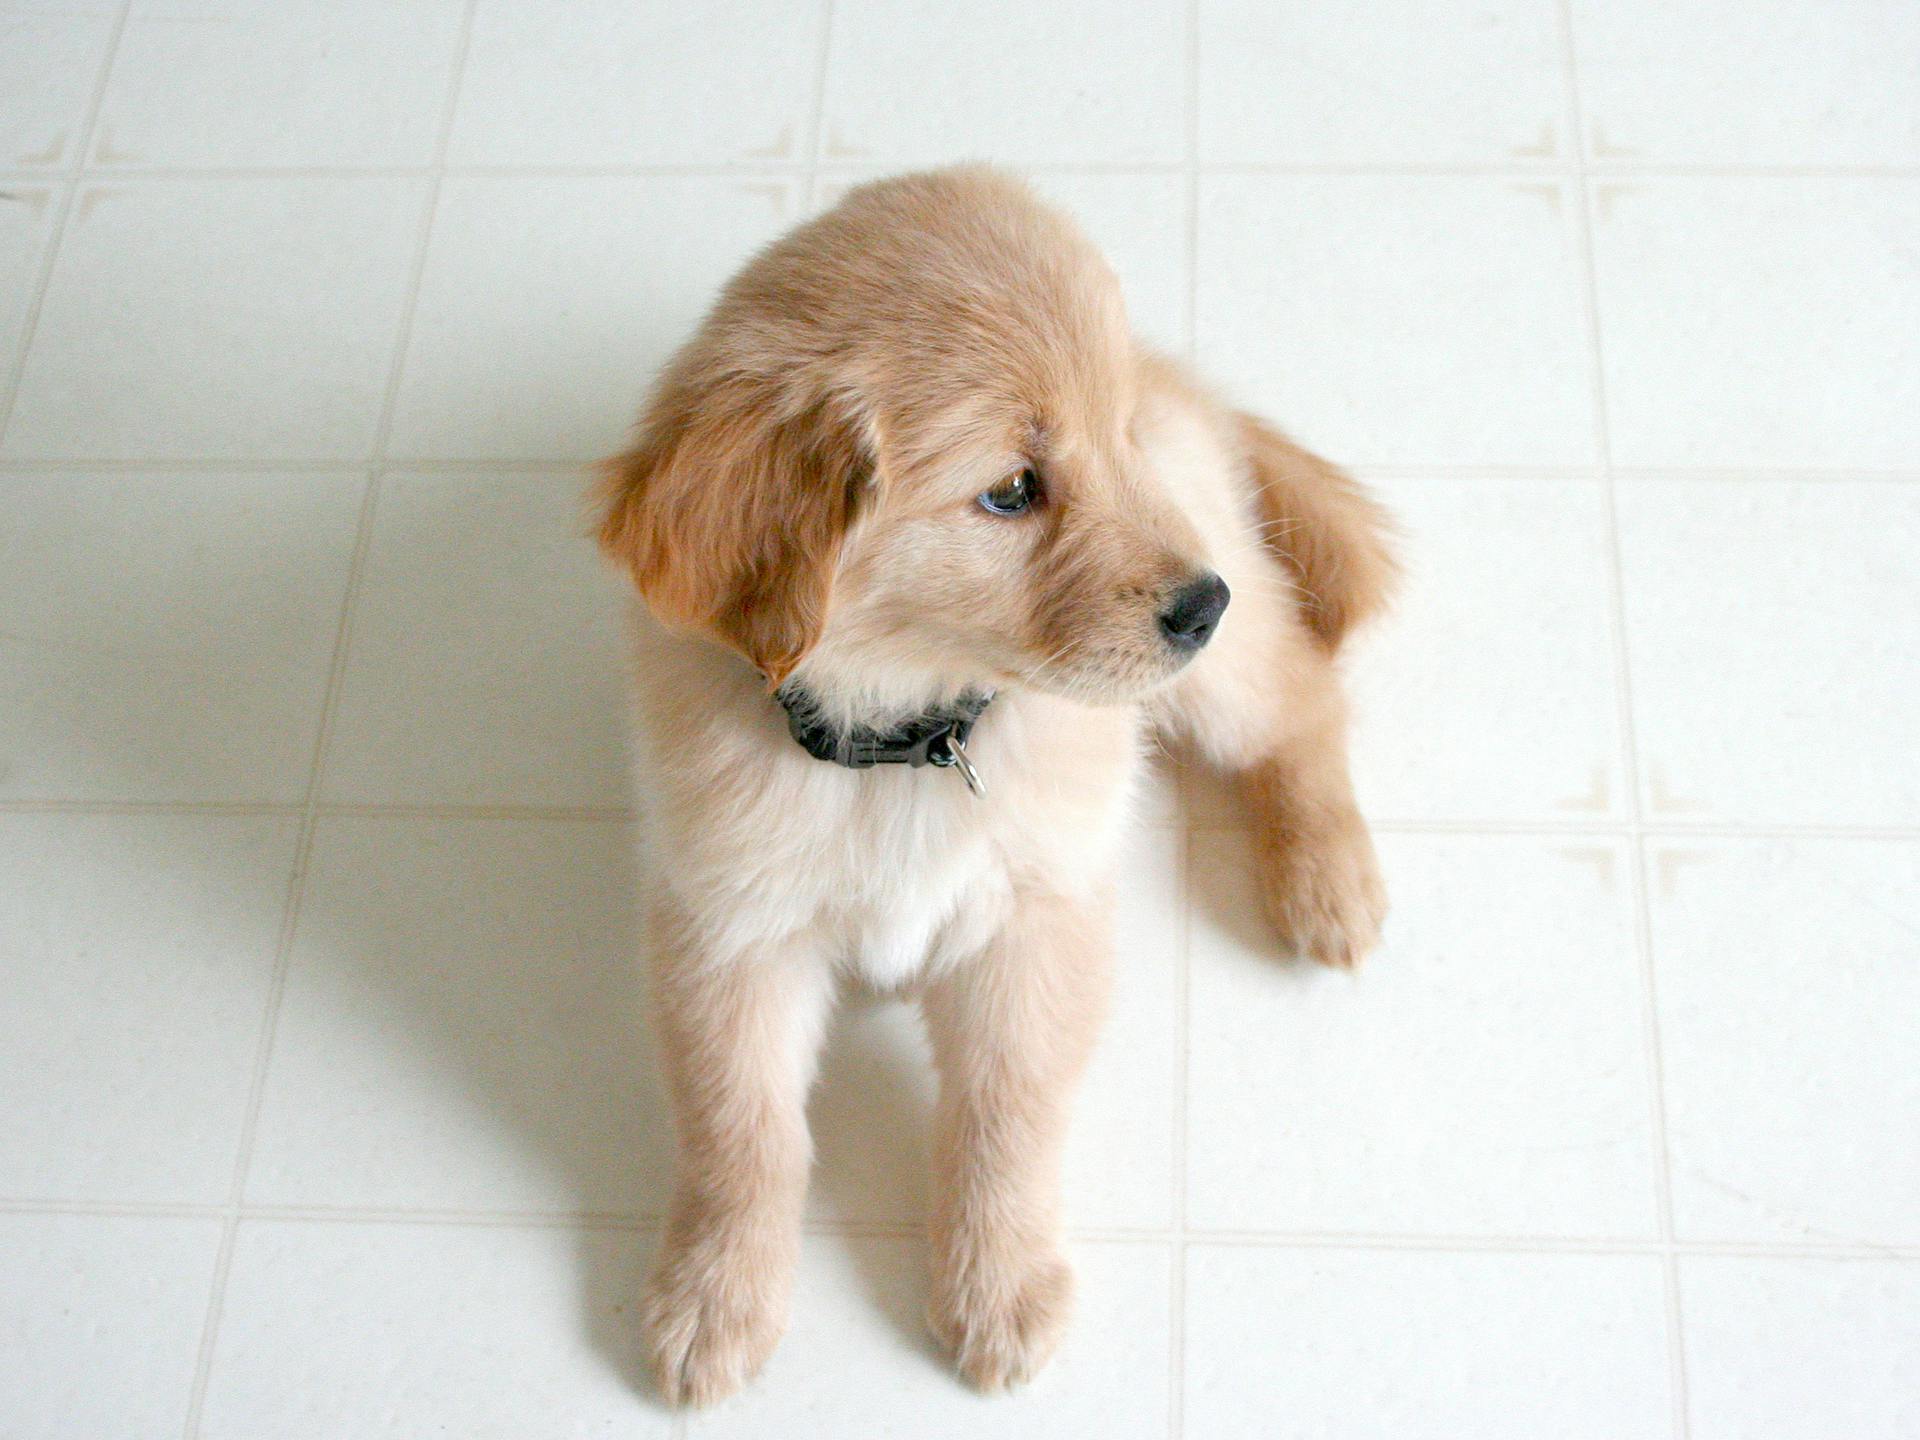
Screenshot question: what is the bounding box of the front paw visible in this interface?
[929,1244,1074,1392]
[1256,810,1387,969]
[643,1216,792,1407]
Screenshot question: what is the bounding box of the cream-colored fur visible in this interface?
[598,166,1396,1405]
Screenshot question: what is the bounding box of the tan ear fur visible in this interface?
[599,384,871,686]
[1236,413,1399,650]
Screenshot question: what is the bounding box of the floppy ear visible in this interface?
[598,384,871,686]
[1236,413,1399,650]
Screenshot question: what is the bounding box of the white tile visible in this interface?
[809,826,1181,1231]
[0,3,117,168]
[1200,0,1565,164]
[450,0,825,165]
[1184,1246,1673,1439]
[201,1219,669,1439]
[93,0,465,167]
[1618,480,1920,826]
[1593,179,1920,471]
[1681,1257,1920,1440]
[0,186,58,370]
[0,814,298,1203]
[322,473,633,808]
[692,1237,1171,1438]
[820,0,1185,165]
[388,176,797,461]
[1186,831,1658,1238]
[1573,0,1920,165]
[0,472,361,802]
[1198,177,1596,467]
[4,178,426,459]
[1648,839,1920,1246]
[245,816,669,1215]
[0,1213,223,1440]
[1348,476,1626,823]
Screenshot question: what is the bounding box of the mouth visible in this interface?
[1013,643,1192,705]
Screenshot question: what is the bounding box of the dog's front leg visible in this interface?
[642,907,835,1406]
[920,885,1112,1390]
[1160,628,1386,969]
[1239,669,1387,970]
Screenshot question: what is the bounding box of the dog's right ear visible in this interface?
[597,379,872,687]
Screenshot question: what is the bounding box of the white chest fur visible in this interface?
[632,654,1143,982]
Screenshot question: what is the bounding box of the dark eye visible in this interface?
[978,467,1039,516]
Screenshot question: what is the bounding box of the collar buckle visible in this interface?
[777,684,994,797]
[932,732,987,797]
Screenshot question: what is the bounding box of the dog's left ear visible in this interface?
[598,381,872,687]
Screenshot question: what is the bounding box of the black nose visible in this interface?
[1158,572,1230,652]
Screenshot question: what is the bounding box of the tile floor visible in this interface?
[1,2,1916,1437]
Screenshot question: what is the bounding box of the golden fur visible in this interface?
[597,166,1396,1404]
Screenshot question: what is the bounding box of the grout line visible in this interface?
[1581,161,1920,179]
[800,0,837,216]
[10,159,1917,182]
[1553,5,1690,1436]
[1181,0,1201,367]
[1348,464,1920,485]
[175,10,482,1435]
[0,801,623,819]
[7,454,1920,482]
[1630,828,1691,1436]
[29,160,1098,179]
[0,0,131,448]
[6,1193,1912,1260]
[0,799,635,821]
[1197,817,1920,841]
[1357,466,1920,485]
[0,456,596,473]
[1600,467,1920,484]
[0,1198,227,1221]
[0,184,77,447]
[1351,463,1604,481]
[1170,6,1201,1430]
[1176,1231,1920,1260]
[1168,818,1195,1438]
[362,0,480,465]
[7,796,1918,841]
[0,799,307,817]
[1176,160,1920,179]
[317,801,633,822]
[1668,1258,1696,1436]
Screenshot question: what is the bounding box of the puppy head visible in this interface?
[599,166,1222,703]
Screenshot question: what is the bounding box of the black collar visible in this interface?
[776,684,995,794]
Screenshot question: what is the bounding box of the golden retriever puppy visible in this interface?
[597,165,1395,1405]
